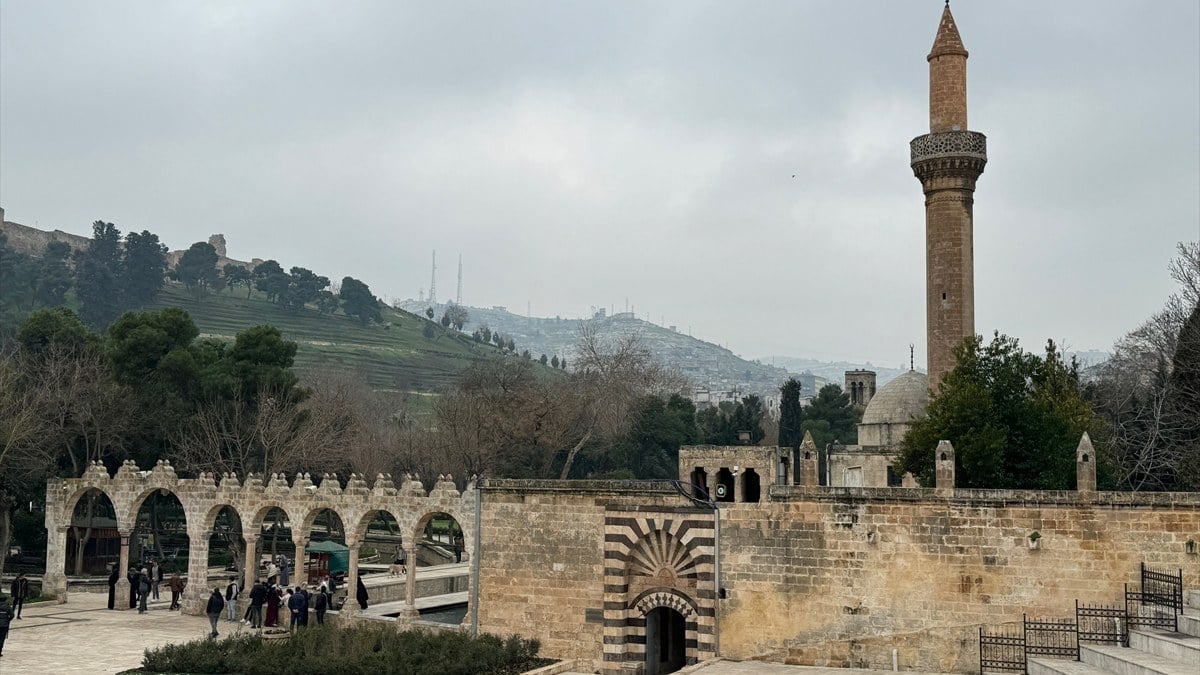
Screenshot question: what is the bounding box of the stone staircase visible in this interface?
[1028,590,1200,675]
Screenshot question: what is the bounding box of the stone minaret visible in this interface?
[911,4,987,391]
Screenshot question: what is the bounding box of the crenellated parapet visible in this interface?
[44,459,479,613]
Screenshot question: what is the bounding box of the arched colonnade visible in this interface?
[44,459,476,616]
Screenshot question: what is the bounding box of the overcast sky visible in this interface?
[2,1,1197,369]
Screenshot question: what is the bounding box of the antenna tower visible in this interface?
[456,255,463,305]
[429,250,438,305]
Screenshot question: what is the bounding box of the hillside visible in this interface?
[150,284,510,398]
[398,301,796,398]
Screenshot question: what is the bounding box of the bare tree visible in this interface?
[1091,241,1200,489]
[558,324,690,478]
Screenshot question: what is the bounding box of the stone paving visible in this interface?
[0,591,237,675]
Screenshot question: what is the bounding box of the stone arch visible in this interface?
[602,512,716,669]
[200,502,242,534]
[413,509,471,566]
[350,507,406,545]
[295,504,348,544]
[126,485,190,534]
[62,487,120,577]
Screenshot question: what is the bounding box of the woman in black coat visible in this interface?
[107,564,119,610]
[356,577,369,610]
[128,568,140,609]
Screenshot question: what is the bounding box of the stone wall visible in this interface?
[718,487,1200,672]
[476,479,1200,674]
[476,480,716,673]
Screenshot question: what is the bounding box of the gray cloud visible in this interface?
[2,1,1197,368]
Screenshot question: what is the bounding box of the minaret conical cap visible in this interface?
[928,5,969,61]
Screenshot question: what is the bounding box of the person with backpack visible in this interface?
[205,588,224,639]
[224,576,240,622]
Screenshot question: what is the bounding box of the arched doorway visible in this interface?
[301,508,346,586]
[207,506,244,585]
[361,510,402,571]
[259,506,294,583]
[645,606,687,675]
[131,490,189,609]
[65,489,118,577]
[418,512,466,567]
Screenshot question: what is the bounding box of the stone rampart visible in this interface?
[476,479,1200,674]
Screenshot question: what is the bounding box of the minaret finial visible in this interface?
[909,344,915,372]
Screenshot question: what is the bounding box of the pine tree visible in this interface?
[75,221,125,328]
[122,230,168,308]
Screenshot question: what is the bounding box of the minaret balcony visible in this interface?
[909,130,987,164]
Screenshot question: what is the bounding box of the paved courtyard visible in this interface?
[1,591,233,675]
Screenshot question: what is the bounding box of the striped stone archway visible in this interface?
[601,509,717,673]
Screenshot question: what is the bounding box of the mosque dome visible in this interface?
[861,371,929,426]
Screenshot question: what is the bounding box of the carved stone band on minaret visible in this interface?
[910,131,987,170]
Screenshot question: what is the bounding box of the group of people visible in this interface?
[108,559,183,612]
[0,573,30,658]
[206,574,344,638]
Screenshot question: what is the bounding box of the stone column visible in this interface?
[342,537,360,616]
[115,530,132,610]
[183,528,210,616]
[292,537,309,587]
[244,535,260,586]
[42,526,70,602]
[403,544,419,617]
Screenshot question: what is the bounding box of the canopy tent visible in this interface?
[304,540,350,582]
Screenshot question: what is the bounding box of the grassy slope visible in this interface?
[150,283,505,398]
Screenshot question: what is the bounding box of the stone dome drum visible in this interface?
[861,370,930,426]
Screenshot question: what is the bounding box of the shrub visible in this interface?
[140,623,549,675]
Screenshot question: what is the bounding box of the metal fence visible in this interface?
[979,563,1183,673]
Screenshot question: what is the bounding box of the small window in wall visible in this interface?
[741,469,760,503]
[886,465,902,487]
[715,468,735,502]
[845,466,863,488]
[691,468,708,501]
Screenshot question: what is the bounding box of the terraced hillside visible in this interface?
[151,284,507,396]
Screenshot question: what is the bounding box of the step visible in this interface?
[1186,590,1200,611]
[1179,609,1199,638]
[1081,643,1194,675]
[1028,656,1111,675]
[1129,628,1200,666]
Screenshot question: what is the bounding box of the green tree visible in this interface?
[539,354,549,366]
[315,290,340,315]
[279,266,328,312]
[801,384,859,449]
[16,307,102,356]
[122,230,168,307]
[218,325,300,403]
[175,241,220,291]
[0,231,36,328]
[425,307,434,319]
[339,277,381,324]
[223,264,252,297]
[697,395,765,445]
[551,355,560,369]
[34,241,73,309]
[896,333,1097,489]
[74,221,124,328]
[252,260,289,303]
[778,378,804,450]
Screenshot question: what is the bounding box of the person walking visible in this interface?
[152,560,163,600]
[224,577,239,622]
[248,579,267,629]
[128,568,140,609]
[169,572,185,610]
[0,595,13,657]
[356,576,369,610]
[205,589,224,639]
[313,588,327,625]
[9,573,30,619]
[138,569,151,614]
